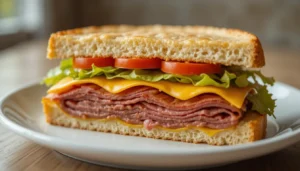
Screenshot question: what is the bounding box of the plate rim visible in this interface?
[0,81,300,156]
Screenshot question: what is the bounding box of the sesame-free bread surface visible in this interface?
[47,25,265,68]
[42,98,267,146]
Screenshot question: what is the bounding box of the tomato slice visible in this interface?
[73,57,114,69]
[115,58,161,69]
[161,61,222,75]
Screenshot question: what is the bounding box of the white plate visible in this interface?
[1,82,300,170]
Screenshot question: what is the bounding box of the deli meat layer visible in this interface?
[47,85,245,130]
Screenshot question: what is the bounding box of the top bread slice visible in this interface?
[47,25,265,68]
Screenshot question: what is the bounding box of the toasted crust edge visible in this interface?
[42,98,266,146]
[251,37,265,68]
[47,25,265,68]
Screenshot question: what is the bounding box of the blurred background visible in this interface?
[0,0,300,90]
[0,0,300,49]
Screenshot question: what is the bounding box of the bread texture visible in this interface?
[42,99,267,146]
[47,25,265,68]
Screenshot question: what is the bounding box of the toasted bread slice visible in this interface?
[47,25,265,68]
[42,98,266,146]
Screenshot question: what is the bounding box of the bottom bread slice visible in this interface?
[43,99,267,145]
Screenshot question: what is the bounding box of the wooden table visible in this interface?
[0,40,299,171]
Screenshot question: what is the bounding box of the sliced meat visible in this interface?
[48,84,245,129]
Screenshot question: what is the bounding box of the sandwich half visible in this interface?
[42,25,275,145]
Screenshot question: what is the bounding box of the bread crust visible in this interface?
[47,25,265,68]
[42,98,267,145]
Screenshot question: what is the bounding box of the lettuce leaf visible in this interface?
[226,66,275,86]
[247,85,276,117]
[226,66,276,117]
[42,59,276,117]
[43,58,238,88]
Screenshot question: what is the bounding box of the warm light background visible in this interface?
[0,0,300,49]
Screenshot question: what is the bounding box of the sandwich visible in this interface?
[42,25,275,145]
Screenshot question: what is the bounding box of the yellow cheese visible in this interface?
[121,120,233,136]
[48,76,252,108]
[74,117,231,137]
[106,118,233,137]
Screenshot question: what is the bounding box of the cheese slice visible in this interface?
[117,119,233,136]
[48,76,252,108]
[97,118,232,137]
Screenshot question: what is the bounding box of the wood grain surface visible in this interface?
[0,41,299,171]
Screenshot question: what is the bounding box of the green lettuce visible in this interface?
[226,66,276,117]
[43,58,238,88]
[43,59,276,117]
[247,85,276,117]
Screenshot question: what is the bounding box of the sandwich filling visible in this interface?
[47,85,245,130]
[43,57,276,131]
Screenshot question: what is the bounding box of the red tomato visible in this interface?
[115,58,162,69]
[161,61,222,75]
[73,57,114,69]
